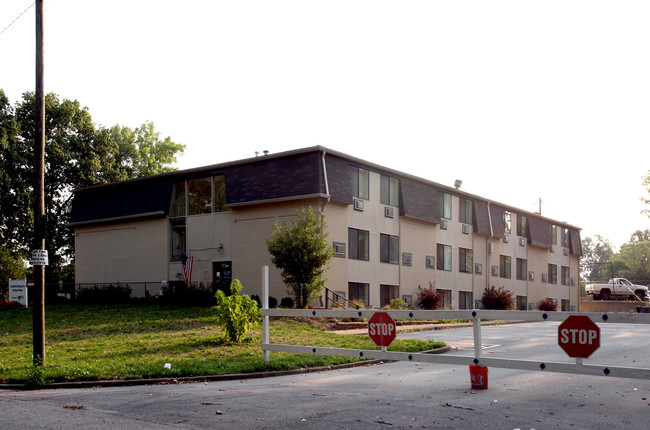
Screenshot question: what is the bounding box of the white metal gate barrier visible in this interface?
[260,267,650,381]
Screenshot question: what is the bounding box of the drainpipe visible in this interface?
[321,150,331,204]
[486,202,494,292]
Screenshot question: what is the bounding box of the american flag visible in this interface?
[182,254,194,285]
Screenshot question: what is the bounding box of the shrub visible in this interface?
[481,286,515,310]
[389,298,409,310]
[251,294,278,308]
[417,284,443,310]
[159,282,215,306]
[76,284,132,305]
[280,296,295,308]
[212,279,261,343]
[537,297,558,311]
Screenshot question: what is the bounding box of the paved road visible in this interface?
[1,322,649,429]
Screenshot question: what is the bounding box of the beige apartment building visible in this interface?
[70,146,582,310]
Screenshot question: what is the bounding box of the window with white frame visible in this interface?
[348,282,369,307]
[442,193,452,219]
[351,167,369,200]
[380,234,399,264]
[459,248,473,273]
[380,175,399,206]
[348,228,369,261]
[437,243,452,271]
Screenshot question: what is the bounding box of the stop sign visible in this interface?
[558,315,600,358]
[368,312,397,347]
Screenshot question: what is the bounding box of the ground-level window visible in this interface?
[170,219,186,262]
[548,264,558,285]
[348,228,370,261]
[437,244,452,271]
[516,295,527,311]
[561,299,570,311]
[500,255,512,279]
[458,291,473,310]
[348,282,369,307]
[438,289,452,308]
[380,284,399,307]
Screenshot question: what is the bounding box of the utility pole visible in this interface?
[33,0,46,366]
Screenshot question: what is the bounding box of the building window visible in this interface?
[380,284,399,307]
[171,181,186,218]
[551,225,558,245]
[459,291,473,310]
[561,266,570,286]
[170,218,186,262]
[442,193,452,219]
[504,211,511,234]
[516,258,527,281]
[548,264,558,285]
[437,244,452,271]
[348,282,369,307]
[459,198,473,224]
[438,289,452,308]
[380,234,399,264]
[517,214,527,237]
[561,299,570,311]
[213,175,228,212]
[348,228,369,261]
[516,295,528,310]
[561,228,570,248]
[188,177,212,215]
[459,248,473,273]
[500,255,512,279]
[380,175,399,206]
[351,167,369,200]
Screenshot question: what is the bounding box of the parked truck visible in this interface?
[585,278,649,301]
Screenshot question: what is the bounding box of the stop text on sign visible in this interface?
[369,322,395,337]
[559,328,598,345]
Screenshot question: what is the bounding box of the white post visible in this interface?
[473,311,482,361]
[262,265,270,363]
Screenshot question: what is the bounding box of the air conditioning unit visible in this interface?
[353,198,364,211]
[333,242,346,257]
[529,271,535,282]
[550,245,555,253]
[503,234,510,243]
[441,219,448,230]
[519,237,526,246]
[491,266,499,276]
[402,253,412,266]
[563,248,569,256]
[384,206,394,218]
[462,224,470,234]
[426,256,435,269]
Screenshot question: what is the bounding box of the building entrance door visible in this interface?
[213,261,232,295]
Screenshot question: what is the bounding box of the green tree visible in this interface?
[266,206,334,308]
[0,89,185,282]
[0,246,28,298]
[580,235,614,280]
[610,231,650,282]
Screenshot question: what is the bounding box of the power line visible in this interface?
[0,2,35,37]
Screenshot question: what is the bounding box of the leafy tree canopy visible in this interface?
[0,89,185,281]
[580,235,614,280]
[266,206,334,308]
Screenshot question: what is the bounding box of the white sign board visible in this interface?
[31,249,49,266]
[9,279,28,307]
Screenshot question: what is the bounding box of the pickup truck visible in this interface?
[585,278,649,301]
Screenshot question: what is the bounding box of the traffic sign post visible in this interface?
[368,312,397,349]
[558,315,600,359]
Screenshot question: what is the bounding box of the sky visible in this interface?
[1,0,649,250]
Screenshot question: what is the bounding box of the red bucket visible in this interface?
[469,365,488,389]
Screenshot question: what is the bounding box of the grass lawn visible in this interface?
[0,304,445,384]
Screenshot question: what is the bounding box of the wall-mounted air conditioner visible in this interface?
[333,242,346,258]
[402,252,412,266]
[426,256,435,269]
[550,245,555,253]
[529,271,535,282]
[353,198,364,211]
[563,248,569,256]
[519,237,526,246]
[503,234,510,243]
[462,224,470,234]
[491,266,499,276]
[441,219,448,230]
[384,206,394,218]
